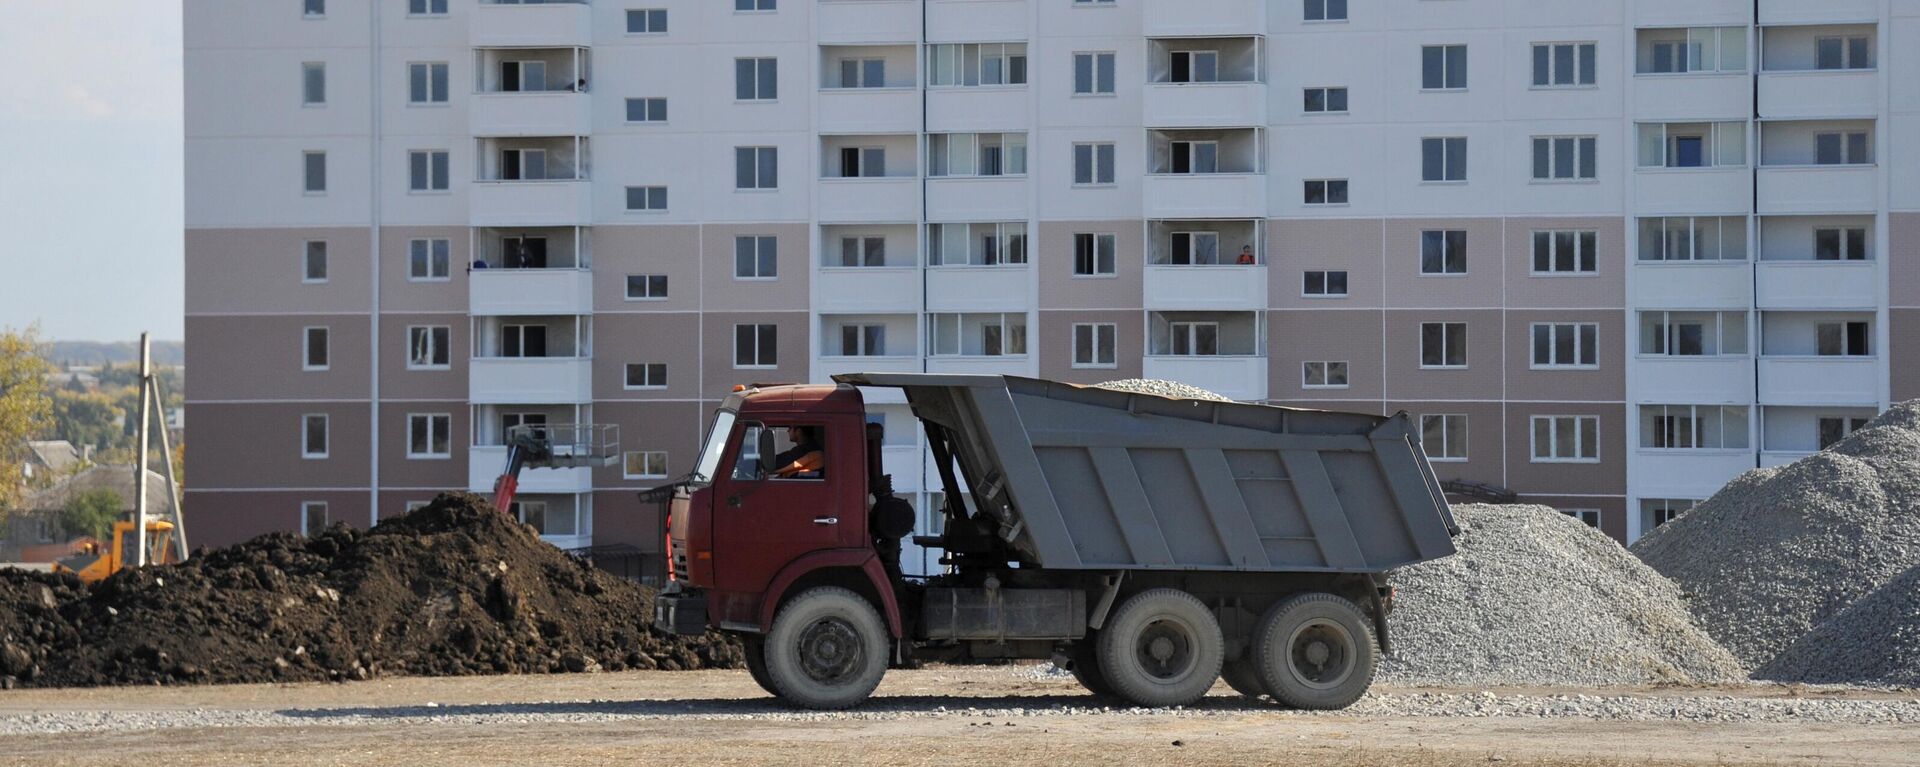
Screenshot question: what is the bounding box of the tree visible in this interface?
[61,488,123,541]
[0,326,54,520]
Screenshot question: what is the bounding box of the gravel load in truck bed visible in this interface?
[1377,504,1746,687]
[1094,379,1233,402]
[0,493,739,689]
[1631,402,1920,684]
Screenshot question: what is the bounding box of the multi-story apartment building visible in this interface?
[185,0,1920,573]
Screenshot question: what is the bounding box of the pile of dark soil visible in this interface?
[0,493,738,689]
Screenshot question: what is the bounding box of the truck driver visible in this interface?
[773,426,825,478]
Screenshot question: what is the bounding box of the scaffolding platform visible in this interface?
[508,423,620,469]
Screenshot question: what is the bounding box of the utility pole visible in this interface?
[134,332,151,567]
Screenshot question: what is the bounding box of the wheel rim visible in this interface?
[1131,616,1198,684]
[1285,618,1355,690]
[795,616,865,685]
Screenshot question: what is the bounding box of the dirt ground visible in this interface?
[0,667,1914,767]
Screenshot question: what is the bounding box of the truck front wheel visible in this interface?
[763,586,890,710]
[1096,589,1224,707]
[742,637,778,697]
[1253,592,1377,710]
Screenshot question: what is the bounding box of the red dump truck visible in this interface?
[652,374,1458,710]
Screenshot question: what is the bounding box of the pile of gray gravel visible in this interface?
[1378,504,1745,687]
[1632,402,1920,687]
[1094,379,1232,402]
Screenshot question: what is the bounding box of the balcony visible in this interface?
[469,1,591,49]
[925,0,1026,42]
[1141,356,1267,402]
[817,0,921,44]
[470,180,590,227]
[1632,261,1751,309]
[926,88,1031,133]
[816,267,921,314]
[467,446,590,495]
[1762,405,1880,456]
[1757,0,1877,26]
[819,88,920,134]
[817,178,922,223]
[469,92,591,138]
[1144,174,1267,218]
[470,268,592,316]
[1633,74,1748,121]
[1630,451,1755,500]
[1143,266,1267,311]
[814,354,923,383]
[1143,0,1264,37]
[1634,1,1749,27]
[925,356,1031,377]
[469,357,592,404]
[1756,166,1877,214]
[1634,357,1754,403]
[1758,71,1878,120]
[926,267,1030,313]
[1144,83,1267,129]
[1757,357,1880,405]
[1634,168,1750,215]
[1756,261,1877,310]
[926,177,1029,221]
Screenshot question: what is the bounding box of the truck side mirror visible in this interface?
[757,427,778,477]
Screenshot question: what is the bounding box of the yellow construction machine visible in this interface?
[45,520,183,583]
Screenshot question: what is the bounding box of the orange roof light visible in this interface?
[732,384,748,393]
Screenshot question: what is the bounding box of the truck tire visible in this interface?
[1252,592,1377,710]
[1067,640,1115,697]
[742,637,779,697]
[1219,657,1268,699]
[1096,589,1224,708]
[763,587,890,710]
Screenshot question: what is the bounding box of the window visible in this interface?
[1561,508,1601,529]
[1815,321,1871,357]
[303,0,324,17]
[735,324,778,367]
[303,151,327,193]
[1164,322,1220,356]
[625,274,668,300]
[1303,179,1349,205]
[928,222,1027,266]
[929,133,1028,177]
[838,58,886,88]
[408,62,449,104]
[1638,217,1746,261]
[407,414,452,459]
[407,0,447,14]
[1533,136,1597,181]
[735,146,778,190]
[500,412,546,444]
[1815,228,1869,261]
[1303,87,1348,113]
[1815,132,1871,165]
[408,238,450,281]
[1816,36,1872,70]
[929,314,1027,356]
[1532,43,1596,87]
[625,186,668,211]
[835,146,886,178]
[1637,122,1745,168]
[625,97,668,123]
[625,363,667,389]
[1168,231,1220,265]
[407,326,451,369]
[928,43,1027,87]
[302,414,328,458]
[1169,50,1219,83]
[1303,361,1349,389]
[626,8,667,34]
[1420,230,1467,275]
[1531,323,1599,368]
[1421,45,1467,90]
[301,502,328,535]
[735,0,775,10]
[1639,27,1745,74]
[1532,230,1598,274]
[1073,143,1116,185]
[624,451,669,479]
[735,57,778,101]
[1641,405,1749,449]
[1073,52,1116,95]
[1640,311,1747,356]
[1531,415,1600,462]
[1167,140,1220,174]
[1422,137,1467,182]
[735,235,777,279]
[837,236,887,267]
[1641,499,1696,530]
[1420,414,1468,460]
[499,324,548,358]
[303,241,328,283]
[1302,270,1348,297]
[1072,323,1117,368]
[302,62,326,106]
[832,324,884,357]
[1419,322,1467,368]
[303,326,329,370]
[408,150,449,192]
[1304,0,1347,21]
[1074,233,1116,276]
[1817,416,1871,449]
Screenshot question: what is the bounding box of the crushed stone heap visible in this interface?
[1095,379,1232,402]
[1378,504,1746,687]
[0,493,739,689]
[1632,402,1920,686]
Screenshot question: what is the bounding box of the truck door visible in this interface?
[711,421,851,609]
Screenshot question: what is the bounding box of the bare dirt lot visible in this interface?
[1,667,1915,767]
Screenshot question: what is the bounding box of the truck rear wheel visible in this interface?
[1253,592,1376,710]
[1096,589,1223,708]
[1067,640,1115,697]
[1220,657,1268,699]
[742,637,779,697]
[763,587,890,710]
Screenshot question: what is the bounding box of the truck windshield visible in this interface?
[690,410,737,485]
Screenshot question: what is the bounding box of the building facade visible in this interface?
[185,0,1920,569]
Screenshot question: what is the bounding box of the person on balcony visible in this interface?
[1236,245,1256,265]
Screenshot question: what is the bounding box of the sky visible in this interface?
[0,2,184,342]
